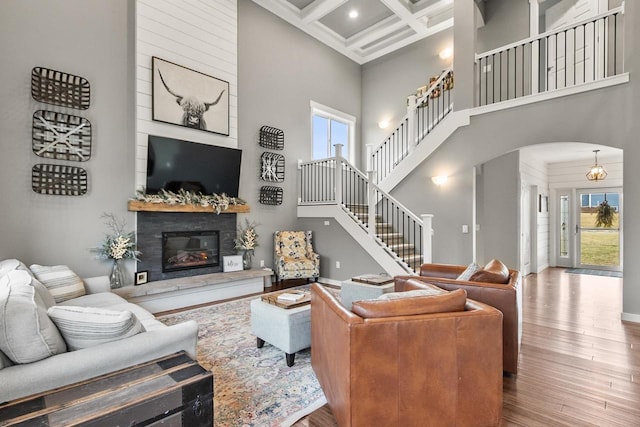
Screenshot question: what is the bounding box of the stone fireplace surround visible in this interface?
[136,211,236,282]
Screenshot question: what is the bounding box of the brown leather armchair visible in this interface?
[310,282,503,427]
[395,262,522,374]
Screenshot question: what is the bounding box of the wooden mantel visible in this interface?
[127,200,250,214]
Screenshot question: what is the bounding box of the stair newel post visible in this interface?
[407,94,418,153]
[421,214,434,264]
[367,171,377,237]
[334,144,343,205]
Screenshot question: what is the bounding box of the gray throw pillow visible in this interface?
[0,259,56,308]
[30,264,86,303]
[456,262,481,281]
[48,306,145,351]
[0,270,67,363]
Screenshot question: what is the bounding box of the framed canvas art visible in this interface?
[152,57,229,135]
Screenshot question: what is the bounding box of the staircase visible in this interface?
[298,148,432,275]
[347,203,423,272]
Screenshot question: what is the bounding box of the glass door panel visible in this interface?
[578,190,621,269]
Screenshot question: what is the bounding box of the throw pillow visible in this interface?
[456,262,481,281]
[0,259,20,278]
[469,259,510,284]
[0,270,67,363]
[30,264,86,303]
[48,306,145,351]
[351,288,467,318]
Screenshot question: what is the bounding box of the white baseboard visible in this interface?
[621,312,640,324]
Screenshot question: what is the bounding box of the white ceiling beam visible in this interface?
[345,15,405,49]
[379,0,426,34]
[413,0,454,20]
[301,0,348,23]
[361,17,453,63]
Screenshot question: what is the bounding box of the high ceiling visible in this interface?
[251,0,456,64]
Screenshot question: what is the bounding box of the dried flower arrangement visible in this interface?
[133,189,246,214]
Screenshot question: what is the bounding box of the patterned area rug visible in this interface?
[158,291,326,427]
[565,268,623,278]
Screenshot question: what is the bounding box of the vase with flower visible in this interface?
[234,219,258,270]
[91,213,141,288]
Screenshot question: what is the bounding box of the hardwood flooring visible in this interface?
[293,268,640,426]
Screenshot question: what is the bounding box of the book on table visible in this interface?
[277,292,305,302]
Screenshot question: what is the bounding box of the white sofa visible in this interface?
[0,259,199,403]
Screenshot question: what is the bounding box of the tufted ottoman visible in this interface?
[250,298,311,367]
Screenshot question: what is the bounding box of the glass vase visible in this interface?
[109,259,127,288]
[242,250,253,270]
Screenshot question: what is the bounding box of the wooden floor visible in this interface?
[293,268,640,426]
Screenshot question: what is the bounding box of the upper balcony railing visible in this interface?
[370,68,454,184]
[476,6,624,107]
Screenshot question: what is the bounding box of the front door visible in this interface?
[577,189,622,271]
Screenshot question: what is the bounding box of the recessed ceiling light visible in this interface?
[349,10,359,19]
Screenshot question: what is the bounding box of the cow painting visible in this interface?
[157,69,225,131]
[152,57,229,135]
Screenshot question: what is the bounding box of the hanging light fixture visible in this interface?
[586,149,607,181]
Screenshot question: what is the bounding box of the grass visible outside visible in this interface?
[580,230,620,266]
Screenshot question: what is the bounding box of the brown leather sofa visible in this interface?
[395,262,522,374]
[310,282,503,427]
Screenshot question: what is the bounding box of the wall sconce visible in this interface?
[439,47,453,60]
[431,175,448,186]
[378,119,390,129]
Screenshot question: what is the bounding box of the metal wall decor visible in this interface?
[259,186,283,205]
[32,164,88,196]
[259,126,284,150]
[32,110,92,161]
[31,67,90,110]
[260,152,285,182]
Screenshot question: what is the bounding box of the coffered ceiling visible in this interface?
[251,0,456,64]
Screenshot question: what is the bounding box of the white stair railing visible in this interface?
[370,67,454,184]
[299,144,432,272]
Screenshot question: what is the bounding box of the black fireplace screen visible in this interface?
[162,230,220,273]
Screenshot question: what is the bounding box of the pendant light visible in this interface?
[586,149,607,181]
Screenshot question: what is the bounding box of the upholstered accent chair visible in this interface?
[273,231,320,283]
[311,281,503,427]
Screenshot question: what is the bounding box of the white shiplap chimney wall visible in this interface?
[135,0,238,189]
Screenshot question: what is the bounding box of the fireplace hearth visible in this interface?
[162,231,219,273]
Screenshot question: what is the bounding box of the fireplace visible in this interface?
[162,230,219,273]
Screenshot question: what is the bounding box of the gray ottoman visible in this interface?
[249,299,311,366]
[340,279,395,310]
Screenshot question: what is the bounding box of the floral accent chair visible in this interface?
[274,231,320,283]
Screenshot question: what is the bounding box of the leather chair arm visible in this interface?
[419,263,465,279]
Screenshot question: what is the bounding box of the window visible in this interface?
[310,101,355,162]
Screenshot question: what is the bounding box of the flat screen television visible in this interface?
[146,135,242,197]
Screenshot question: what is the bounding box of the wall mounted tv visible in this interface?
[146,135,242,197]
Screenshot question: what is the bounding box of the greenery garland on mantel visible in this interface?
[133,189,247,214]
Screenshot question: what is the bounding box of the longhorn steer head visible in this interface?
[157,69,225,130]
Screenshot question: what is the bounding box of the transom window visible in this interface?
[310,101,355,162]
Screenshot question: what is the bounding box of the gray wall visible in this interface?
[477,0,530,53]
[238,0,364,277]
[476,151,519,268]
[361,29,453,163]
[0,0,135,278]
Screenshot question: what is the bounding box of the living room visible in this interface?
[2,0,640,424]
